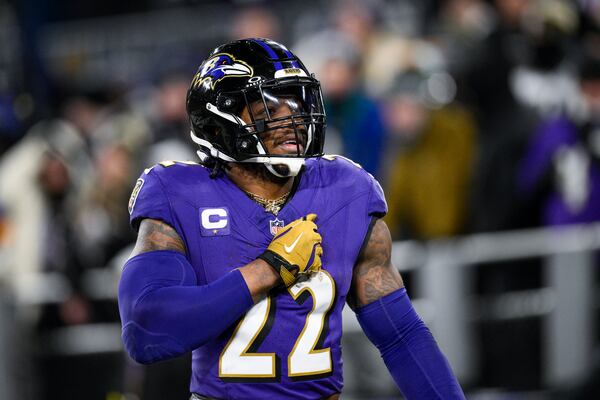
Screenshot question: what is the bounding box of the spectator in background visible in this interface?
[0,119,90,398]
[464,0,541,232]
[144,74,196,166]
[539,29,600,400]
[295,31,386,177]
[75,144,138,270]
[0,86,149,317]
[36,151,89,327]
[383,70,476,240]
[434,0,496,82]
[518,49,600,226]
[330,0,377,56]
[0,119,87,314]
[460,0,581,231]
[65,88,150,270]
[231,5,281,42]
[0,86,150,399]
[327,0,447,99]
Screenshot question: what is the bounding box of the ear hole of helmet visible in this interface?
[204,124,220,138]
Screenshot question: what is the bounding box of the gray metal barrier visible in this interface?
[391,223,600,387]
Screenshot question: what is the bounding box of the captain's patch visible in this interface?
[200,207,231,236]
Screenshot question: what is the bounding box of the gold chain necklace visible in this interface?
[243,189,290,215]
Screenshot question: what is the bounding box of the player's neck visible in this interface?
[227,163,294,200]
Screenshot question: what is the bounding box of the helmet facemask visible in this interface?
[191,77,326,177]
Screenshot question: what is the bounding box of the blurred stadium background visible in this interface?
[1,0,600,399]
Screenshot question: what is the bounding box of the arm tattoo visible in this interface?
[349,219,404,309]
[130,219,186,257]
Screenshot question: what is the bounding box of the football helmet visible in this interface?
[186,38,326,177]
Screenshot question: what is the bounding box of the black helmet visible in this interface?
[186,38,326,177]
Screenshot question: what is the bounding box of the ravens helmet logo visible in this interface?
[191,53,253,90]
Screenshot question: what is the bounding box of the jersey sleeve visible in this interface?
[367,174,387,218]
[128,167,174,231]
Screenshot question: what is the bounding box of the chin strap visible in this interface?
[265,164,289,178]
[190,130,306,177]
[264,159,303,177]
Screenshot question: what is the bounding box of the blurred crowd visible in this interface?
[0,0,599,398]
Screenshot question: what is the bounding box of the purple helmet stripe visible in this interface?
[252,39,284,70]
[281,48,301,69]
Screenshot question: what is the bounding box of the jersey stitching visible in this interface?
[151,169,191,261]
[317,190,370,226]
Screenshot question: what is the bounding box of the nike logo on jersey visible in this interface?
[285,233,303,253]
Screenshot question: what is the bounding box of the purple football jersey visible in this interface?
[129,156,387,399]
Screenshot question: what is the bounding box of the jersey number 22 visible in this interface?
[219,270,335,380]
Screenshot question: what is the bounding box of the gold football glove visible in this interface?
[259,214,323,287]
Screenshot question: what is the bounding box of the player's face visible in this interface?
[239,93,308,155]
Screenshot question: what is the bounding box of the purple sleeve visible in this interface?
[367,173,388,217]
[119,250,254,364]
[128,168,174,231]
[357,289,465,399]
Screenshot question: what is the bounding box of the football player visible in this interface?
[118,38,465,399]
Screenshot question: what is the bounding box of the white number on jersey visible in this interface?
[219,271,336,379]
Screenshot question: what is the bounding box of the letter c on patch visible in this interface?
[201,208,228,229]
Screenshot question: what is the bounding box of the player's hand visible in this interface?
[259,214,323,287]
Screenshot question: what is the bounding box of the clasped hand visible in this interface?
[259,214,323,287]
